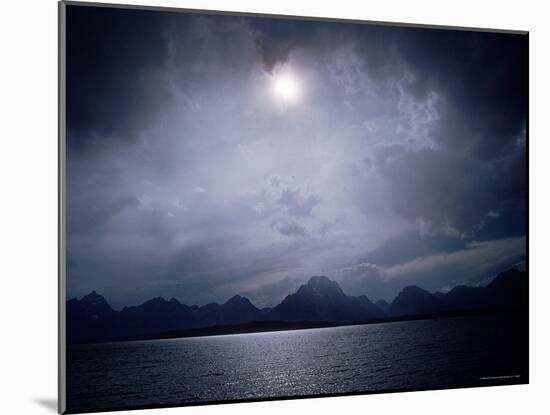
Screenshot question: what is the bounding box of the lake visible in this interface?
[66,313,528,412]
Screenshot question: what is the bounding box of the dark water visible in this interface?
[66,313,528,412]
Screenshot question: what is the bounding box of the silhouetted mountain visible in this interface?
[389,269,527,317]
[182,295,263,327]
[194,302,221,327]
[66,291,117,343]
[375,299,390,314]
[484,268,528,309]
[66,269,527,344]
[269,276,385,322]
[445,286,485,311]
[220,295,263,325]
[67,292,263,343]
[433,292,447,301]
[390,285,447,317]
[117,297,195,338]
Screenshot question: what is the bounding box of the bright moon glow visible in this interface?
[272,73,300,103]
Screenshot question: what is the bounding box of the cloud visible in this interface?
[277,189,320,218]
[271,219,307,238]
[326,236,526,302]
[65,7,527,308]
[362,230,468,267]
[192,186,207,194]
[374,144,526,238]
[333,262,393,301]
[384,236,526,291]
[66,6,175,145]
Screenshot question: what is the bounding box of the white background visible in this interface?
[0,0,547,414]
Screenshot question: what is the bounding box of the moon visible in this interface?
[272,72,301,104]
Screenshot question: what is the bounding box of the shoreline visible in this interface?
[68,307,527,346]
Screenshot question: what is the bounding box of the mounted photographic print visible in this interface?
[58,1,529,413]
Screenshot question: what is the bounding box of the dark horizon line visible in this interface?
[68,267,527,312]
[70,309,528,346]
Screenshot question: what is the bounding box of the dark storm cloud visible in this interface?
[362,230,469,267]
[66,5,527,307]
[66,6,176,147]
[356,28,527,240]
[382,236,526,295]
[374,142,526,238]
[394,29,527,160]
[328,236,525,303]
[252,18,297,73]
[251,17,357,73]
[247,20,527,234]
[366,29,527,240]
[334,262,396,301]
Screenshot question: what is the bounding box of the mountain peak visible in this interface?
[303,276,345,296]
[219,295,261,325]
[487,268,525,289]
[390,285,446,317]
[67,265,528,344]
[271,275,383,322]
[308,276,331,283]
[81,291,109,306]
[223,294,250,307]
[484,268,527,309]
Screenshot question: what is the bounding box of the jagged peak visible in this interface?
[224,294,254,307]
[202,302,220,310]
[81,291,108,304]
[307,275,331,284]
[294,276,345,297]
[307,276,341,288]
[83,290,100,298]
[486,268,526,290]
[142,297,168,307]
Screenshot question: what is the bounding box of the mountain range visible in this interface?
[67,268,527,344]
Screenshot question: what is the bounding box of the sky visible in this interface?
[65,5,527,309]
